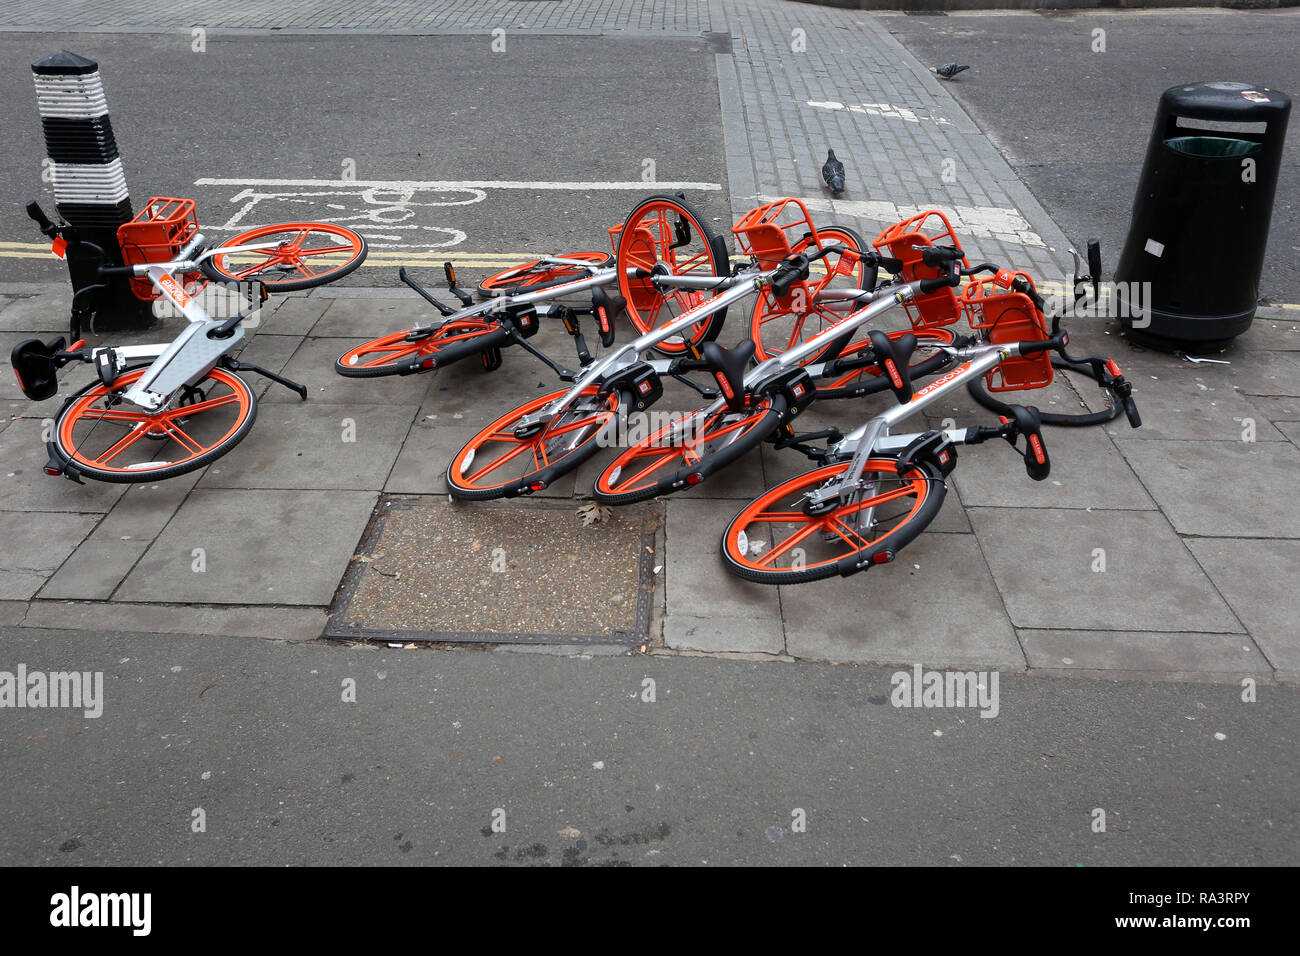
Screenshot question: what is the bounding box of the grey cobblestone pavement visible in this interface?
[2,1,1297,685]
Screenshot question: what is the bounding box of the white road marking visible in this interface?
[807,100,950,126]
[755,194,1046,248]
[195,177,723,191]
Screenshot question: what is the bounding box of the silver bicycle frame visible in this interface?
[642,282,925,447]
[513,265,771,431]
[800,343,1012,520]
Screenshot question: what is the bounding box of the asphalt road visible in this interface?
[886,10,1300,304]
[1,626,1295,866]
[0,32,730,285]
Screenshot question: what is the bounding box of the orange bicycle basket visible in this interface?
[873,210,967,329]
[116,197,201,301]
[732,198,825,311]
[962,271,1054,392]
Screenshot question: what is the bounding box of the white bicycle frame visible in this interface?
[83,233,277,412]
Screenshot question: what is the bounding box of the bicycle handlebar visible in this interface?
[918,274,961,295]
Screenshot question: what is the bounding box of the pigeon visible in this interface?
[932,63,970,81]
[821,149,846,196]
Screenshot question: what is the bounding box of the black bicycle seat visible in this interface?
[701,338,756,412]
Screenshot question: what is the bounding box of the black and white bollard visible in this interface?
[33,50,153,330]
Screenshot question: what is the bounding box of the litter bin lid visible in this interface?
[1161,81,1291,123]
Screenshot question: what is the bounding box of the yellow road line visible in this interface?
[3,243,1297,311]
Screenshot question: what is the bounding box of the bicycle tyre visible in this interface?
[447,385,622,500]
[201,223,367,291]
[966,356,1122,427]
[476,252,613,297]
[49,365,257,483]
[750,225,871,363]
[615,194,730,356]
[335,322,503,378]
[720,456,945,585]
[592,394,785,505]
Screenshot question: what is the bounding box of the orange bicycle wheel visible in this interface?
[593,395,782,505]
[202,222,367,291]
[750,226,870,362]
[616,195,729,355]
[720,457,945,584]
[50,366,256,483]
[447,385,621,500]
[335,322,502,378]
[476,251,613,297]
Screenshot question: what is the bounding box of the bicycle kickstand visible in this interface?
[224,358,308,400]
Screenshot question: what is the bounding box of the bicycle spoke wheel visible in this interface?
[477,251,613,297]
[447,385,620,499]
[750,226,870,362]
[720,457,945,584]
[616,195,729,356]
[202,223,367,291]
[335,321,500,378]
[593,396,782,505]
[51,366,256,483]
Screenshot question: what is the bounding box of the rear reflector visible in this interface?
[871,550,893,565]
[528,480,546,491]
[44,466,61,476]
[686,472,703,485]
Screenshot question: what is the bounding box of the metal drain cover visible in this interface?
[326,496,660,645]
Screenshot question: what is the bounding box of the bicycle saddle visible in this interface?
[867,330,917,404]
[701,338,756,412]
[10,337,63,402]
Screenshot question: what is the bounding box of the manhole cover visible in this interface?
[326,496,661,645]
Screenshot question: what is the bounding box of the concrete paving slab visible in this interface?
[0,400,27,431]
[260,336,437,406]
[666,496,737,555]
[40,473,201,601]
[1019,629,1270,678]
[946,424,1154,511]
[663,613,785,655]
[1244,395,1300,427]
[1215,351,1300,398]
[199,402,416,491]
[1233,317,1300,353]
[1100,372,1284,443]
[970,508,1241,633]
[0,510,98,600]
[1186,538,1300,678]
[260,296,331,336]
[385,417,579,499]
[779,532,1024,669]
[0,293,70,333]
[0,424,128,514]
[115,488,377,606]
[1117,439,1300,538]
[665,548,782,621]
[309,297,443,339]
[21,600,327,642]
[0,600,25,625]
[1278,421,1300,447]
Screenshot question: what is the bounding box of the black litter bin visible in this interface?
[1115,81,1290,350]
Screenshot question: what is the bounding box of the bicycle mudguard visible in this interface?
[10,337,64,401]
